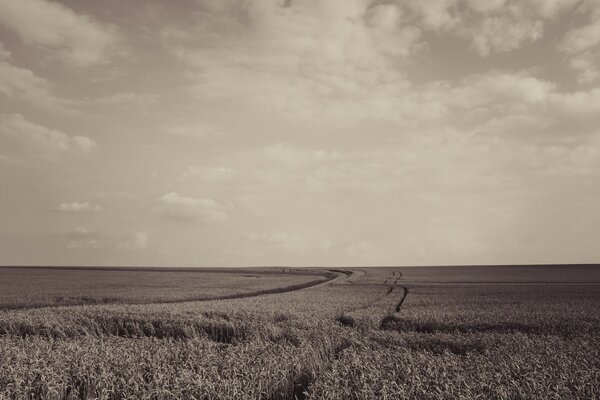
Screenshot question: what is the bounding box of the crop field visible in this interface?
[0,265,599,399]
[0,267,331,309]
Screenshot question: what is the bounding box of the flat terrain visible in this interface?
[0,267,333,309]
[0,265,599,399]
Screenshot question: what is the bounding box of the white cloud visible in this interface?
[165,0,586,126]
[345,241,376,261]
[266,144,340,166]
[0,114,97,158]
[3,1,600,267]
[171,0,413,122]
[67,239,101,249]
[521,0,579,19]
[463,0,506,14]
[404,0,575,57]
[463,0,576,19]
[366,4,423,57]
[0,42,10,60]
[70,136,97,154]
[160,192,202,207]
[179,166,235,182]
[165,122,228,138]
[411,0,462,30]
[132,232,149,250]
[83,92,158,107]
[557,10,600,83]
[449,72,556,110]
[0,0,118,67]
[569,53,599,83]
[157,192,228,221]
[64,227,101,249]
[119,232,149,251]
[464,82,600,145]
[549,87,600,118]
[246,231,332,253]
[58,202,102,213]
[0,153,25,166]
[0,61,70,111]
[465,15,543,56]
[423,226,488,257]
[69,227,91,237]
[559,18,600,54]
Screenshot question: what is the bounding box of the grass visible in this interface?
[0,265,599,399]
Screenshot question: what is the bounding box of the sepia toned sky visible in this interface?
[1,0,599,267]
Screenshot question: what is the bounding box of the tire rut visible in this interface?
[385,270,410,313]
[338,270,407,318]
[395,286,409,312]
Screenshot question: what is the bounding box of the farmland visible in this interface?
[0,265,599,399]
[0,267,332,309]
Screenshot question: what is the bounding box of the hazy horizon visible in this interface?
[1,0,600,267]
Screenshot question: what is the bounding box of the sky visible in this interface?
[1,0,599,267]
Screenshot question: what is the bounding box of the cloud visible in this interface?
[257,144,396,195]
[403,0,574,57]
[119,232,149,251]
[2,1,600,267]
[0,61,70,111]
[463,0,577,18]
[245,231,332,253]
[559,17,600,54]
[464,15,543,56]
[0,0,119,67]
[58,202,102,213]
[165,122,228,138]
[557,6,600,83]
[0,114,97,159]
[446,72,556,113]
[62,228,150,252]
[366,4,423,57]
[403,0,460,31]
[64,227,101,249]
[170,0,413,121]
[454,1,554,56]
[548,87,600,126]
[0,41,9,60]
[569,53,599,83]
[521,0,579,19]
[164,0,587,126]
[266,144,340,166]
[67,239,101,249]
[0,153,25,166]
[179,166,235,182]
[423,226,488,257]
[345,241,376,261]
[132,232,149,250]
[157,192,227,221]
[442,71,600,141]
[82,92,158,107]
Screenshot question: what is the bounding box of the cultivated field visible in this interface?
[0,265,599,399]
[0,267,332,309]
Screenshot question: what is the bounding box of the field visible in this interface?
[0,267,332,309]
[0,265,599,399]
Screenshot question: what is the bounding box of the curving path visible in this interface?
[12,269,354,310]
[304,269,361,290]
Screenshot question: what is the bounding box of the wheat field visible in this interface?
[0,266,599,399]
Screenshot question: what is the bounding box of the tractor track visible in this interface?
[395,286,409,312]
[11,269,355,311]
[379,270,410,313]
[339,270,409,317]
[383,270,410,313]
